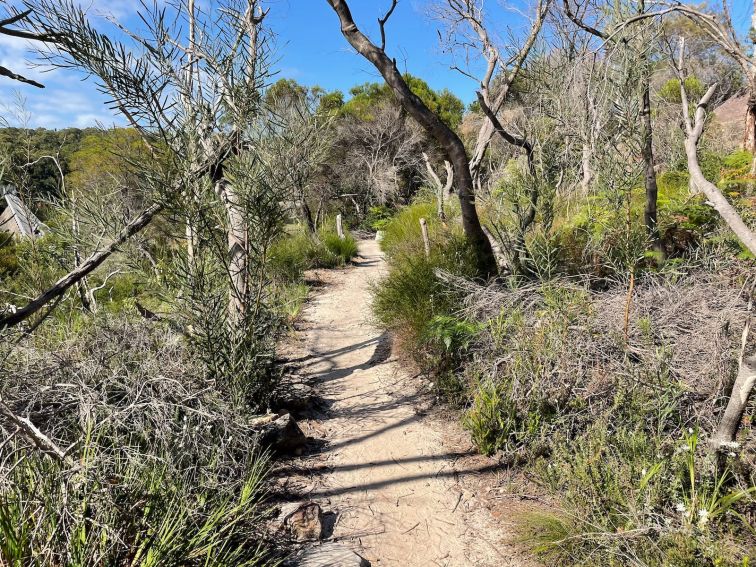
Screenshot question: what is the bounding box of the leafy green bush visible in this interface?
[372,198,479,398]
[322,231,358,263]
[362,205,394,231]
[269,227,358,284]
[722,149,753,176]
[372,231,477,344]
[463,380,521,456]
[378,198,438,258]
[0,232,18,277]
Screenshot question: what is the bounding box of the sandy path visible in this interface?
[287,240,533,567]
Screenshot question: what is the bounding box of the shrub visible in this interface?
[372,198,479,397]
[362,205,394,231]
[379,198,438,258]
[269,227,358,283]
[372,231,477,346]
[453,274,756,566]
[0,317,277,566]
[0,232,18,277]
[322,231,358,263]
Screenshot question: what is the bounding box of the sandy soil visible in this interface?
[279,239,537,567]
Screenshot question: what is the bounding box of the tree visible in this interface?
[562,0,673,257]
[343,75,465,129]
[0,0,275,334]
[668,2,756,172]
[264,79,336,232]
[324,0,497,277]
[433,0,549,189]
[338,102,424,210]
[674,40,756,257]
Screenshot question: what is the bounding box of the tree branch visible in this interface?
[0,202,163,330]
[378,0,398,51]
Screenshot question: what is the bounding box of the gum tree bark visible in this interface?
[324,0,497,276]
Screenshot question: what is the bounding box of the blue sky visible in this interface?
[1,1,753,129]
[0,0,521,129]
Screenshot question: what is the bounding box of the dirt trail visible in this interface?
[286,240,534,567]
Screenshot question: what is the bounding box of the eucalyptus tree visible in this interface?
[324,0,498,276]
[431,0,550,191]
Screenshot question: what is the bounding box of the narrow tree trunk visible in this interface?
[300,199,316,233]
[580,142,593,194]
[216,179,248,321]
[640,64,663,258]
[685,136,756,256]
[712,353,756,446]
[745,89,756,175]
[744,93,756,154]
[423,152,453,221]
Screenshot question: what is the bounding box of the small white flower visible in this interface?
[675,502,687,513]
[688,428,694,434]
[641,468,647,476]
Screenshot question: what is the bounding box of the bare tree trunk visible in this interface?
[681,80,756,256]
[580,142,593,194]
[422,152,453,221]
[744,93,756,154]
[215,179,248,321]
[325,0,497,277]
[745,87,756,175]
[300,199,316,233]
[640,72,663,257]
[712,322,756,447]
[685,137,756,255]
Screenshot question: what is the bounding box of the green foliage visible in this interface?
[342,74,464,129]
[322,231,359,262]
[722,150,753,174]
[659,76,706,103]
[373,201,477,338]
[363,205,394,231]
[0,126,99,202]
[0,232,18,277]
[372,198,479,397]
[458,282,756,566]
[378,198,439,258]
[0,317,277,566]
[463,380,520,456]
[0,450,273,567]
[424,315,480,353]
[269,226,358,284]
